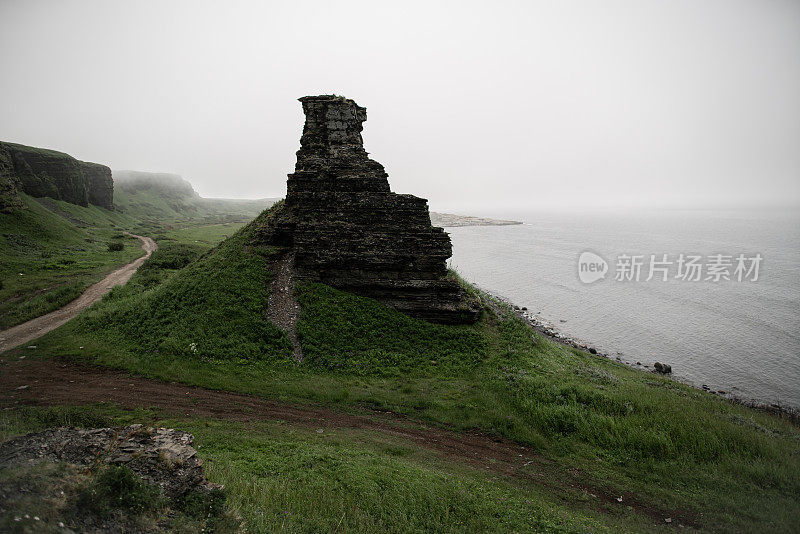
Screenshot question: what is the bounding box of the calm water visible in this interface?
[448,209,800,409]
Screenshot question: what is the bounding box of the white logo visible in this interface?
[578,251,608,284]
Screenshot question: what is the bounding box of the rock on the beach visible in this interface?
[654,362,672,374]
[588,347,598,355]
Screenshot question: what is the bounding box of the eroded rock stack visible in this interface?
[258,95,481,324]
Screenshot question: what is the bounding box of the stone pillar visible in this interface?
[260,95,481,324]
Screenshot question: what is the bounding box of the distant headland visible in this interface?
[429,212,522,227]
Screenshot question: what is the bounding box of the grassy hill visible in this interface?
[113,170,276,228]
[0,166,276,330]
[7,202,798,532]
[0,194,144,329]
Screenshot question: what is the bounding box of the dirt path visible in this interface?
[0,234,157,353]
[0,357,698,528]
[266,251,303,361]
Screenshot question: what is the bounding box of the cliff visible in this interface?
[0,141,114,211]
[256,95,481,324]
[0,148,24,213]
[81,161,114,210]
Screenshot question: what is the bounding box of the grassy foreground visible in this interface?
[7,204,798,532]
[1,405,623,533]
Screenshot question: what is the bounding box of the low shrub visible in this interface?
[76,465,162,517]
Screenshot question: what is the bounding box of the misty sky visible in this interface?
[1,0,798,212]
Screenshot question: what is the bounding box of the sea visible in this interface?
[447,209,800,410]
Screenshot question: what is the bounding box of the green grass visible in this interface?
[113,175,274,227]
[72,207,292,361]
[76,465,162,518]
[297,282,489,377]
[11,200,799,532]
[3,200,799,531]
[0,190,261,329]
[0,195,144,328]
[0,406,636,533]
[0,161,273,330]
[160,222,248,250]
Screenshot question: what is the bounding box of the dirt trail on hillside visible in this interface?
[0,234,157,352]
[266,251,303,361]
[0,358,698,528]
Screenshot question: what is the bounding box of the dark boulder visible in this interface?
[654,362,672,374]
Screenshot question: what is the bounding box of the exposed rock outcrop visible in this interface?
[0,175,24,213]
[0,141,114,210]
[81,161,114,209]
[0,146,26,213]
[0,425,231,532]
[256,95,481,324]
[0,425,219,500]
[0,149,24,213]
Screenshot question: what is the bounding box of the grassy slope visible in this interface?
[113,181,274,230]
[1,406,620,534]
[0,169,268,330]
[68,206,292,361]
[0,195,144,329]
[160,222,247,249]
[11,203,799,533]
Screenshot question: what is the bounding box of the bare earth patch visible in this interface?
[266,251,303,361]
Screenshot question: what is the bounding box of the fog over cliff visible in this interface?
[0,0,798,212]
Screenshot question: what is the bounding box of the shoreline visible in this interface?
[482,290,800,423]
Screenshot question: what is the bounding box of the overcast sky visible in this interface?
[1,0,798,212]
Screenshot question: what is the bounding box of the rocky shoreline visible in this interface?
[483,290,800,422]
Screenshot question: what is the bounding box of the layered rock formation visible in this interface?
[81,161,114,209]
[0,141,114,210]
[257,95,481,324]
